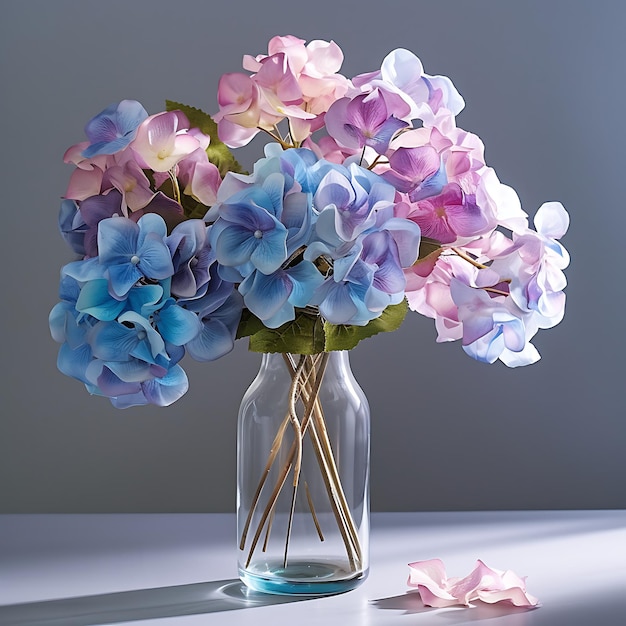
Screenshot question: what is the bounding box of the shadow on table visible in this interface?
[372,591,536,624]
[371,590,433,614]
[0,579,316,626]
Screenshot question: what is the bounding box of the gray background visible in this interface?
[1,0,624,513]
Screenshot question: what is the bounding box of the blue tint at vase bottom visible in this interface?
[239,561,368,596]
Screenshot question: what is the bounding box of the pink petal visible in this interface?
[63,141,91,167]
[131,112,200,172]
[475,587,539,607]
[408,558,539,609]
[408,558,460,606]
[217,72,256,109]
[242,54,263,72]
[63,142,110,171]
[65,167,104,201]
[268,35,308,73]
[184,160,221,206]
[289,117,312,143]
[255,53,303,105]
[305,39,344,76]
[217,118,260,148]
[449,560,500,604]
[416,585,462,608]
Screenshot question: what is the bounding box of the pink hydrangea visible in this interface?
[215,35,350,147]
[131,111,201,172]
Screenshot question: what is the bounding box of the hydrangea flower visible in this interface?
[82,100,148,158]
[209,186,289,275]
[131,111,201,172]
[51,37,570,407]
[71,213,175,298]
[325,90,409,155]
[182,268,243,362]
[239,260,324,328]
[215,36,348,147]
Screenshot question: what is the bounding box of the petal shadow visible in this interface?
[370,590,434,615]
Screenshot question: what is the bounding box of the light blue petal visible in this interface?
[142,364,189,407]
[62,257,106,283]
[89,321,136,361]
[303,240,333,263]
[108,263,142,298]
[335,201,376,242]
[283,192,313,256]
[136,234,174,280]
[217,262,247,284]
[57,343,93,385]
[110,391,150,409]
[219,195,277,229]
[167,219,207,264]
[118,311,167,363]
[261,172,286,219]
[215,225,258,267]
[364,285,391,313]
[263,300,297,328]
[66,314,93,350]
[76,279,126,321]
[82,137,132,158]
[243,270,292,321]
[314,169,356,211]
[114,99,149,135]
[380,217,421,268]
[315,280,358,325]
[312,208,343,249]
[137,212,168,243]
[286,261,325,308]
[49,302,73,344]
[95,365,143,396]
[371,255,405,295]
[333,241,363,282]
[58,274,82,303]
[127,284,164,316]
[367,180,396,208]
[463,330,503,364]
[104,359,155,383]
[98,218,139,264]
[249,225,288,274]
[156,302,202,346]
[185,318,235,362]
[208,291,244,331]
[182,272,235,316]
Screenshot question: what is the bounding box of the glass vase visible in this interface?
[237,350,370,595]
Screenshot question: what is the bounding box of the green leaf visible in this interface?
[324,299,408,352]
[247,312,326,355]
[165,100,246,178]
[418,237,442,260]
[236,310,267,340]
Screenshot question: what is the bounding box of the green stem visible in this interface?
[168,169,181,204]
[257,126,292,149]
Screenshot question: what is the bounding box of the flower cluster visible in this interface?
[50,35,569,407]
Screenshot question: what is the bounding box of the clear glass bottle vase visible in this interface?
[237,350,370,595]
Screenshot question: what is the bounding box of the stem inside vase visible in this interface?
[237,351,370,595]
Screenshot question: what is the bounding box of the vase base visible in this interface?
[239,561,368,596]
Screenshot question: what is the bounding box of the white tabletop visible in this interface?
[1,511,625,625]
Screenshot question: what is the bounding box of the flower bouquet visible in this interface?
[50,35,569,594]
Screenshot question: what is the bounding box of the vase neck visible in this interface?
[261,351,350,369]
